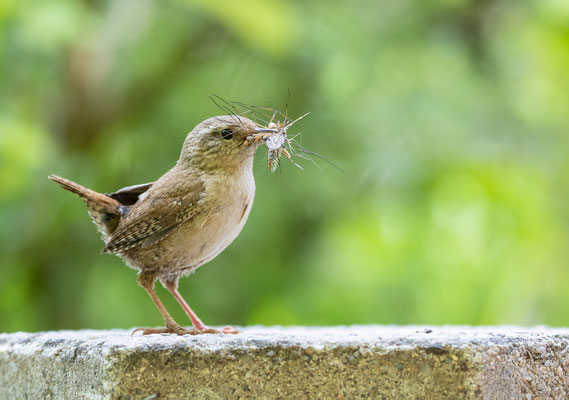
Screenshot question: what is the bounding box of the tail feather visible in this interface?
[49,174,122,242]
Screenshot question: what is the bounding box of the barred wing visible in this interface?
[102,176,205,253]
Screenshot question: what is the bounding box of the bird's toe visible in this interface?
[220,325,239,334]
[131,323,199,336]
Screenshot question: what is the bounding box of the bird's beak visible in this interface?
[244,126,279,147]
[254,127,278,134]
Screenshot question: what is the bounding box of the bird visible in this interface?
[49,115,276,335]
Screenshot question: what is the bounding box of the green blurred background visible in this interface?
[1,0,569,332]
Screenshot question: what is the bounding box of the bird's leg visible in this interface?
[161,278,238,334]
[133,272,201,336]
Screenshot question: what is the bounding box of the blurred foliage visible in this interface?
[1,0,569,332]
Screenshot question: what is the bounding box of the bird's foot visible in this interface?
[183,325,239,335]
[132,324,238,336]
[200,325,239,335]
[132,322,199,336]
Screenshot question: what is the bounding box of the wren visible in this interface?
[50,115,276,335]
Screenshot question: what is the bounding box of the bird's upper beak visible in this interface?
[254,127,278,134]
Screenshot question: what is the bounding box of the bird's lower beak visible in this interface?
[244,127,279,147]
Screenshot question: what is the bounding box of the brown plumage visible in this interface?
[49,175,124,241]
[50,115,271,335]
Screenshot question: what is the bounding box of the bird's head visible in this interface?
[178,115,275,172]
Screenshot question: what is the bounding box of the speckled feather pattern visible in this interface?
[101,171,205,254]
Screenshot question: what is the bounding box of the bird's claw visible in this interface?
[220,325,239,334]
[188,325,239,335]
[131,324,239,336]
[131,325,198,336]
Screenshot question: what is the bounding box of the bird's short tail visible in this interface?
[49,174,122,241]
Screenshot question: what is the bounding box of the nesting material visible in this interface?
[259,112,309,172]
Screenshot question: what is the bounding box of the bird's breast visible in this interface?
[163,171,255,275]
[196,171,256,261]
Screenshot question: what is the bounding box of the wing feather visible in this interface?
[106,182,154,206]
[102,175,205,253]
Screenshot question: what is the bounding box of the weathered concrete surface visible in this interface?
[1,326,568,399]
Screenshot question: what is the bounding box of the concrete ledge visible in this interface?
[1,326,569,399]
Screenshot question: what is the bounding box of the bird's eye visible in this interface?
[221,129,233,140]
